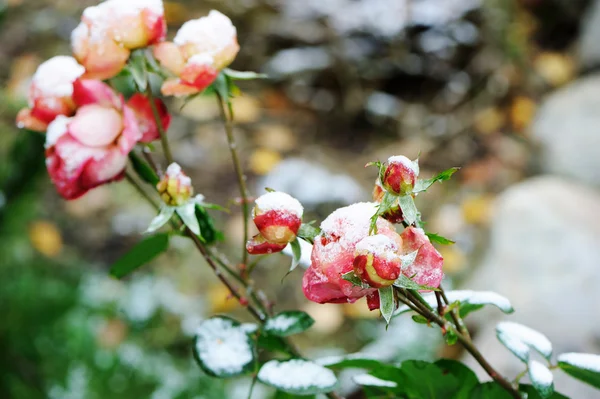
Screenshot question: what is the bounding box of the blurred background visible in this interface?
[1,0,600,398]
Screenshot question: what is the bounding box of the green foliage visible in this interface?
[519,384,569,399]
[109,233,169,278]
[264,311,314,337]
[413,167,460,193]
[393,274,439,291]
[129,153,159,185]
[287,238,302,274]
[398,195,418,225]
[378,286,395,325]
[195,204,223,244]
[469,382,513,399]
[223,68,268,80]
[425,232,455,245]
[341,271,369,288]
[558,355,600,389]
[435,359,478,398]
[257,359,338,395]
[297,222,320,244]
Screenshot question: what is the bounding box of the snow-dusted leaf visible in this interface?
[394,290,513,317]
[193,316,255,378]
[240,323,259,334]
[315,353,384,370]
[529,360,554,398]
[496,321,553,363]
[342,271,369,288]
[413,167,459,193]
[297,222,320,244]
[353,374,397,388]
[146,207,174,233]
[257,359,338,395]
[264,311,314,337]
[425,232,455,245]
[393,274,439,291]
[288,238,302,274]
[223,68,268,80]
[557,352,600,389]
[497,330,530,363]
[379,286,395,325]
[398,195,418,225]
[128,50,148,91]
[400,250,418,269]
[282,239,312,269]
[177,203,200,236]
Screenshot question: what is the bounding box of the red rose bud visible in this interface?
[252,192,303,245]
[353,234,403,288]
[372,179,404,224]
[246,234,287,255]
[157,163,193,206]
[382,155,418,196]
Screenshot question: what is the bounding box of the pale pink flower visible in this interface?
[400,227,444,288]
[72,0,167,80]
[153,10,239,96]
[16,56,85,132]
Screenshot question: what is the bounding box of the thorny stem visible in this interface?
[145,86,173,164]
[401,287,521,399]
[439,285,470,339]
[216,93,250,268]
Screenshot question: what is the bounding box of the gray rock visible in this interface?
[532,74,600,186]
[579,0,600,69]
[463,176,600,398]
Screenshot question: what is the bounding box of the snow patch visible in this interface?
[255,191,303,217]
[46,116,71,149]
[165,163,192,186]
[353,374,397,388]
[558,352,600,373]
[265,315,297,333]
[355,234,400,262]
[529,360,554,386]
[496,321,553,359]
[188,53,214,66]
[257,359,337,394]
[32,56,84,99]
[194,317,253,376]
[388,155,419,174]
[174,10,236,48]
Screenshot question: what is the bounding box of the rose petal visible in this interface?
[80,145,128,186]
[400,227,444,288]
[153,42,186,75]
[126,93,171,143]
[160,78,203,97]
[73,79,121,108]
[69,104,123,147]
[16,108,48,132]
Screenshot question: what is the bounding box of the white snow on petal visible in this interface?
[320,202,379,245]
[388,155,418,174]
[174,10,236,49]
[265,315,296,333]
[45,116,71,148]
[529,360,554,386]
[258,359,337,393]
[558,352,600,373]
[282,239,312,268]
[255,191,303,217]
[32,56,85,99]
[353,374,397,388]
[496,321,553,358]
[166,163,192,186]
[195,317,253,375]
[85,0,163,19]
[355,234,400,261]
[188,53,214,66]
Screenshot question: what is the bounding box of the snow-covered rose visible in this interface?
[71,0,166,80]
[372,179,404,224]
[153,10,239,96]
[246,191,303,255]
[302,203,400,304]
[157,163,194,206]
[400,227,444,288]
[45,80,170,199]
[382,155,418,196]
[16,56,85,132]
[353,234,403,288]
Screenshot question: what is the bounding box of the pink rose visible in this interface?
[16,56,85,132]
[302,202,402,304]
[153,10,239,96]
[72,0,167,80]
[45,80,170,199]
[400,227,444,288]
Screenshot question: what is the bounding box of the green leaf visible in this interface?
[193,316,256,378]
[177,203,200,236]
[468,382,512,399]
[378,286,395,325]
[257,333,289,354]
[519,384,569,399]
[557,353,600,389]
[393,274,439,291]
[398,195,418,225]
[400,250,419,268]
[274,391,315,399]
[223,68,268,80]
[413,167,459,193]
[129,153,159,185]
[128,50,148,91]
[445,330,458,346]
[264,311,314,337]
[257,359,338,395]
[496,322,553,363]
[110,233,169,278]
[288,239,302,274]
[528,360,555,399]
[434,359,478,399]
[411,315,429,324]
[425,232,455,245]
[342,271,369,288]
[146,207,175,233]
[195,205,222,244]
[212,72,232,101]
[316,354,385,370]
[297,222,320,244]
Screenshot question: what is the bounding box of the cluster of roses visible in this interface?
[247,156,444,309]
[16,0,239,199]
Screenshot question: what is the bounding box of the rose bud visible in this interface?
[353,234,403,288]
[366,291,380,311]
[372,179,404,224]
[16,56,85,132]
[71,0,167,80]
[252,191,303,245]
[153,10,239,96]
[157,163,194,206]
[45,81,170,199]
[246,234,287,255]
[382,155,419,196]
[302,202,401,304]
[400,227,444,288]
